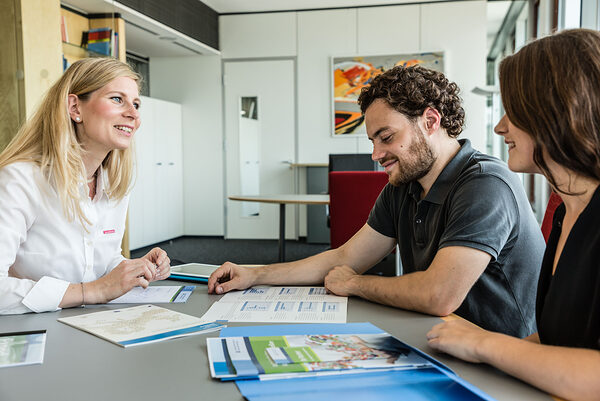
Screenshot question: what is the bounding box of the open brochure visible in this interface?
[201,287,348,323]
[208,332,432,380]
[215,323,496,401]
[58,305,224,347]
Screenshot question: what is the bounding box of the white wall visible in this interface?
[354,5,421,153]
[421,1,487,151]
[147,1,488,237]
[221,0,487,161]
[149,56,224,236]
[297,9,361,160]
[220,12,297,58]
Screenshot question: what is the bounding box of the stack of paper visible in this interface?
[201,287,347,323]
[58,305,223,347]
[207,332,430,380]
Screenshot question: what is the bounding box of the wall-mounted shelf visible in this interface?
[62,41,109,59]
[62,0,220,57]
[61,7,126,65]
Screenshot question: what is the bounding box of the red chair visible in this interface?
[541,192,563,242]
[328,171,389,249]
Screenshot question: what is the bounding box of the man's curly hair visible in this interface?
[357,65,465,137]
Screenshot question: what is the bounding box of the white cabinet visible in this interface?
[128,96,183,250]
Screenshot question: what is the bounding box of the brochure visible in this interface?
[0,330,47,368]
[201,287,347,323]
[207,332,431,380]
[58,304,224,347]
[108,285,195,304]
[217,323,496,401]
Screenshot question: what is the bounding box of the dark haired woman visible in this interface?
[427,28,600,400]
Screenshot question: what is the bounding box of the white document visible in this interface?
[108,285,195,304]
[201,287,347,323]
[58,305,223,347]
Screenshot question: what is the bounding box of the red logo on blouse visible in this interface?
[103,229,115,234]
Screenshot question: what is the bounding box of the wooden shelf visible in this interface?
[61,7,126,65]
[62,42,111,61]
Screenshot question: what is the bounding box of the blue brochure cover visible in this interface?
[219,323,495,401]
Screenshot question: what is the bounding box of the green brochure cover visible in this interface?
[208,333,432,379]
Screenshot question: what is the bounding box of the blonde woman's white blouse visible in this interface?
[0,162,127,314]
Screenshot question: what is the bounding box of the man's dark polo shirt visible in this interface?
[367,139,544,337]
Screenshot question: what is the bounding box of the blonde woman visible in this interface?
[426,29,600,400]
[0,58,171,315]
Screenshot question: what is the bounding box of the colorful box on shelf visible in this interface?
[82,27,112,56]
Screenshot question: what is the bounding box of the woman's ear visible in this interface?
[67,94,82,123]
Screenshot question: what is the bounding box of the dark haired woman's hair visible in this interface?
[499,28,600,193]
[357,65,465,137]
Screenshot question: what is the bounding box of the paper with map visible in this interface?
[201,287,347,323]
[58,305,224,347]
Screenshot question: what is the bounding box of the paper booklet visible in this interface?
[217,323,496,401]
[201,287,348,323]
[58,305,224,347]
[207,332,431,380]
[0,330,47,368]
[108,285,195,304]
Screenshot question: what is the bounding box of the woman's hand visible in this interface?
[85,258,156,303]
[141,247,171,281]
[426,319,492,363]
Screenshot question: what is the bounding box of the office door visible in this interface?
[224,59,296,239]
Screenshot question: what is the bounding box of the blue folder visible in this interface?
[220,323,495,401]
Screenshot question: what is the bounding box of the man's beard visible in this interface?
[387,130,436,186]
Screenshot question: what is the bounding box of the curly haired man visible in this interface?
[209,66,545,337]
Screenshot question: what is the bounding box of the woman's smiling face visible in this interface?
[75,76,141,154]
[494,114,540,174]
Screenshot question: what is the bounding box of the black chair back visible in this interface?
[328,153,377,172]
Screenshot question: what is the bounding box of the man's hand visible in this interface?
[207,262,257,294]
[323,265,359,296]
[141,247,171,281]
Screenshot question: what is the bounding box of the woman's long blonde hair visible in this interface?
[0,58,142,226]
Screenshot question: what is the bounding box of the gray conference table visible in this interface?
[0,281,552,401]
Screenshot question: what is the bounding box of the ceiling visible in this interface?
[487,1,513,50]
[202,0,442,14]
[62,0,514,58]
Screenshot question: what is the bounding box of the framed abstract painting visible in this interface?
[332,52,444,137]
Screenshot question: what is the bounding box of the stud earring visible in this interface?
[75,117,81,122]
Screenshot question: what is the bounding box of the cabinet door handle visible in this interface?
[156,162,162,166]
[169,162,174,165]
